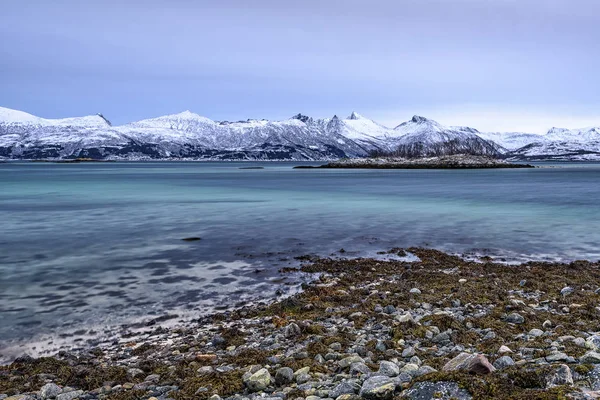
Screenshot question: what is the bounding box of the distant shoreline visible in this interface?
[295,155,535,169]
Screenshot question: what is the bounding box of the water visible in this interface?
[1,161,600,358]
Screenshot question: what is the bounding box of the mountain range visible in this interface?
[1,106,599,161]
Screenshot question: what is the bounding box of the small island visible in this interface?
[294,155,534,169]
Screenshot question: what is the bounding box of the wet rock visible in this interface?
[409,288,421,295]
[244,368,272,392]
[400,381,472,400]
[40,383,62,399]
[505,313,525,324]
[581,351,600,364]
[330,381,360,398]
[493,356,515,370]
[359,376,396,400]
[546,364,574,388]
[442,353,495,375]
[275,367,294,385]
[378,361,400,377]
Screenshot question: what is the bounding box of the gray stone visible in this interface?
[581,351,600,364]
[397,313,414,324]
[198,366,214,375]
[546,364,574,388]
[546,352,570,362]
[145,374,161,383]
[409,288,421,295]
[401,347,415,358]
[339,355,364,368]
[529,329,544,337]
[329,381,360,398]
[244,368,272,392]
[275,367,294,386]
[296,373,311,384]
[413,366,437,377]
[56,391,84,400]
[482,331,496,341]
[383,305,396,314]
[350,362,371,376]
[284,323,301,338]
[359,376,396,400]
[432,332,450,344]
[378,361,400,377]
[506,313,525,324]
[400,381,472,400]
[493,356,515,370]
[587,335,600,351]
[40,383,62,399]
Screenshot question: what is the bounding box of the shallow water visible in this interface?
[1,161,600,358]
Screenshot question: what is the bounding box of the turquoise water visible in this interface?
[1,161,600,356]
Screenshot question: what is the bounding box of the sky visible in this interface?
[1,0,599,133]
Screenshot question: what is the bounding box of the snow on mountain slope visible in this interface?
[0,106,110,128]
[505,126,600,161]
[386,115,502,158]
[2,105,599,161]
[476,131,547,151]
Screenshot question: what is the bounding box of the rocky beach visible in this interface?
[3,249,600,400]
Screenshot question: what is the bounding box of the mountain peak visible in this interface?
[411,115,432,123]
[291,113,312,123]
[348,111,363,120]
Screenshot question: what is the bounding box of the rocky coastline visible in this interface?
[294,156,534,169]
[2,249,600,400]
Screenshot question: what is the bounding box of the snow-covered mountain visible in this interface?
[1,106,599,161]
[0,107,380,160]
[383,116,503,158]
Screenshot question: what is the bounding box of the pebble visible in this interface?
[409,288,421,295]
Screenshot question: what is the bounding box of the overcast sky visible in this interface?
[1,0,599,133]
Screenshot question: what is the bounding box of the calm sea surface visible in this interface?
[1,161,599,358]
